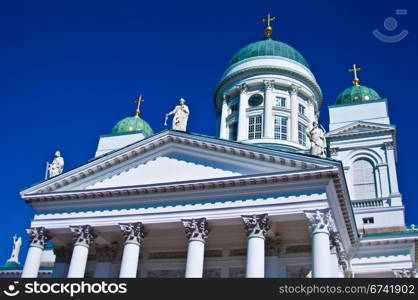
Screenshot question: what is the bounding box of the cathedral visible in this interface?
[2,15,417,278]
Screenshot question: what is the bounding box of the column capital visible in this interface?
[222,94,229,103]
[182,218,209,242]
[289,84,300,95]
[384,141,395,150]
[119,222,145,245]
[305,209,334,234]
[263,80,275,90]
[393,268,417,278]
[26,227,50,249]
[242,214,271,238]
[237,82,248,94]
[69,225,96,247]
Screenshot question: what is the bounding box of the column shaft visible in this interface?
[311,230,332,277]
[290,86,299,143]
[67,244,89,278]
[237,84,248,141]
[219,96,228,139]
[246,236,265,277]
[119,243,140,278]
[21,246,43,278]
[185,239,205,278]
[263,81,274,139]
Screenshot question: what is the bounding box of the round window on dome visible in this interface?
[248,94,263,107]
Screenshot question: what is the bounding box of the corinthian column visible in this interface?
[242,214,271,278]
[237,83,248,141]
[289,84,300,143]
[305,209,334,278]
[119,222,145,278]
[263,80,275,139]
[67,225,96,278]
[182,218,209,278]
[21,227,50,278]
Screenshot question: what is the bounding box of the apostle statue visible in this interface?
[307,121,326,158]
[48,151,64,178]
[6,234,22,265]
[165,98,189,131]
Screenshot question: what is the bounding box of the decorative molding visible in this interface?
[305,209,334,233]
[393,268,417,278]
[69,225,96,247]
[329,231,349,274]
[222,94,229,104]
[263,80,275,90]
[384,141,395,150]
[182,217,209,242]
[242,213,271,238]
[289,84,300,95]
[237,82,248,94]
[119,222,145,245]
[26,227,50,249]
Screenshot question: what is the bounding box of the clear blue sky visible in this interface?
[0,0,417,264]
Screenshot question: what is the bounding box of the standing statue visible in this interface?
[165,98,190,131]
[48,151,64,178]
[6,234,22,265]
[307,121,326,158]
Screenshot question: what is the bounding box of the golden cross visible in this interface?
[134,94,144,117]
[349,64,361,86]
[262,13,276,27]
[262,13,276,38]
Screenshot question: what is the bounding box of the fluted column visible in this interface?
[237,83,248,141]
[67,225,95,278]
[289,84,300,143]
[242,214,271,278]
[182,218,209,278]
[21,227,50,278]
[263,80,275,139]
[219,95,229,139]
[119,222,145,278]
[305,209,334,278]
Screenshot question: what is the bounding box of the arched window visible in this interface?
[351,159,377,199]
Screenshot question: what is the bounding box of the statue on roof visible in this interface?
[47,151,64,178]
[6,234,22,265]
[307,122,326,158]
[165,98,189,131]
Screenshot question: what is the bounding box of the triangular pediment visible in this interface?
[327,121,395,137]
[21,131,335,196]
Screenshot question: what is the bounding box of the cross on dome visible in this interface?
[349,64,361,86]
[262,13,276,38]
[134,95,144,117]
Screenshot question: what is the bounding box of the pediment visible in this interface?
[326,121,395,137]
[21,131,334,196]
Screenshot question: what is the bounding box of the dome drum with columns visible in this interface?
[214,20,322,152]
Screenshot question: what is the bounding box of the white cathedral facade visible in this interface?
[4,20,418,278]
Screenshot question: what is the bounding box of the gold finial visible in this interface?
[349,64,361,86]
[262,13,276,38]
[134,94,144,117]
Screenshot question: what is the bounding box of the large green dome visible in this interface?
[335,85,381,105]
[227,38,310,69]
[112,116,154,136]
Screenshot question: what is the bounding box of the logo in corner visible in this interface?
[3,281,20,297]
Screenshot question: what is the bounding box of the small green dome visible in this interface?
[227,38,310,69]
[335,85,381,105]
[112,116,154,136]
[4,261,20,268]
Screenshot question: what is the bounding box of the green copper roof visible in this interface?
[227,38,310,69]
[112,116,154,136]
[335,85,381,105]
